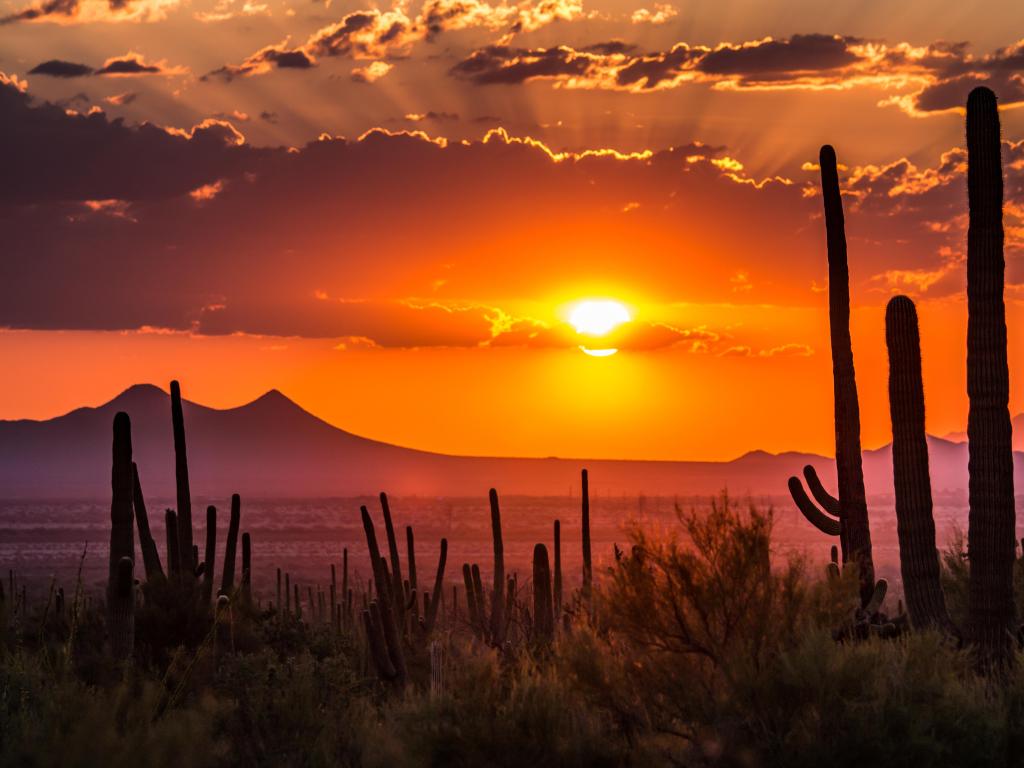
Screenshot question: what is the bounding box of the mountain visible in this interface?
[0,384,1020,499]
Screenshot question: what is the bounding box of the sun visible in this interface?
[568,300,631,357]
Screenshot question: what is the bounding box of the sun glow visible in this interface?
[568,300,631,357]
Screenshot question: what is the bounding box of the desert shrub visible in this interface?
[0,651,229,768]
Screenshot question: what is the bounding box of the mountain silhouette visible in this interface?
[0,384,1018,499]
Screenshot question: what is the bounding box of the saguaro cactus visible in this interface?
[109,413,135,590]
[424,538,448,634]
[533,543,554,643]
[203,506,217,604]
[553,519,562,621]
[109,413,136,660]
[581,469,592,599]
[221,494,241,596]
[964,86,1016,665]
[885,296,955,633]
[489,488,506,645]
[132,463,163,580]
[789,145,874,604]
[170,381,195,577]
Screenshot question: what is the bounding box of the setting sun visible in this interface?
[569,300,631,356]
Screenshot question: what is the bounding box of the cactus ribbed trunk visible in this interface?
[202,505,217,604]
[221,494,240,596]
[964,87,1016,666]
[886,296,956,633]
[109,413,135,660]
[533,543,553,643]
[132,463,163,580]
[170,381,195,577]
[581,469,592,599]
[819,145,874,605]
[489,488,506,645]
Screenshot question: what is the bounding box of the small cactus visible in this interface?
[220,494,241,597]
[170,381,195,577]
[489,488,506,645]
[533,543,554,643]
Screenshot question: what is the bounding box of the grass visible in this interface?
[3,495,1024,767]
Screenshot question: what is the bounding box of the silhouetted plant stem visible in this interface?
[220,494,240,596]
[170,381,195,578]
[132,462,164,580]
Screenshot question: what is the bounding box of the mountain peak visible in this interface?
[107,383,168,408]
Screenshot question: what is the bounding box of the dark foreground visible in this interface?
[4,497,1024,768]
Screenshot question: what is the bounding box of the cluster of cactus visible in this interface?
[794,87,1017,666]
[105,380,255,662]
[359,493,449,685]
[886,88,1016,665]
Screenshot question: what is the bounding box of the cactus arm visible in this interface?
[802,465,841,517]
[788,477,841,536]
[378,493,406,630]
[864,578,888,616]
[131,463,164,581]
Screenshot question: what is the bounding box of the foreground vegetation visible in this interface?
[5,498,1024,768]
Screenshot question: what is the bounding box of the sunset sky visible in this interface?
[1,0,1023,461]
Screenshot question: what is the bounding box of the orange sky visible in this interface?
[1,1,1023,460]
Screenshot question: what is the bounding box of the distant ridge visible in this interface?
[0,384,1021,499]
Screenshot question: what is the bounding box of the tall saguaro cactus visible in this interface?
[581,469,592,599]
[170,381,195,577]
[489,488,506,645]
[964,86,1016,665]
[885,296,955,633]
[108,413,136,661]
[789,146,874,604]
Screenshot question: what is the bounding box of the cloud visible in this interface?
[1,0,181,24]
[630,3,675,24]
[0,74,1021,346]
[405,111,460,122]
[207,0,586,81]
[28,59,94,77]
[105,91,138,105]
[449,33,1024,110]
[351,61,393,83]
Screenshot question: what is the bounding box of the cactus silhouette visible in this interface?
[885,296,956,633]
[424,538,448,634]
[788,145,874,605]
[220,494,240,597]
[533,543,553,643]
[581,468,592,600]
[108,412,135,660]
[489,488,506,645]
[241,532,252,604]
[202,506,217,604]
[170,381,195,577]
[964,86,1016,665]
[553,519,562,622]
[132,463,164,580]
